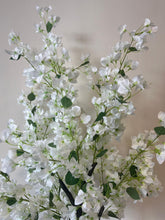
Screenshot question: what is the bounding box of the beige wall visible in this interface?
[0,0,165,219]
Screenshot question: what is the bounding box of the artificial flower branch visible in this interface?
[0,5,164,220]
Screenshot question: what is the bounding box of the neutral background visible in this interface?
[0,0,165,219]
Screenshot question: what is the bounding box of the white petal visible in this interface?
[144,18,151,26]
[156,152,165,164]
[80,114,91,124]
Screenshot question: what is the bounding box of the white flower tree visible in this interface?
[0,6,165,220]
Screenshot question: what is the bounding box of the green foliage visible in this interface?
[103,183,111,198]
[61,96,72,108]
[80,181,87,193]
[93,134,99,141]
[10,54,22,61]
[78,60,89,68]
[118,69,125,77]
[95,112,106,122]
[126,187,140,200]
[16,149,24,156]
[34,212,39,220]
[108,211,119,218]
[49,191,54,207]
[46,21,53,33]
[128,47,138,52]
[27,92,36,101]
[129,165,138,177]
[32,106,37,115]
[53,214,61,219]
[65,171,79,185]
[6,197,17,206]
[68,150,78,161]
[117,95,127,104]
[28,168,36,173]
[27,119,37,128]
[96,149,108,158]
[48,142,56,148]
[0,171,10,181]
[154,126,165,136]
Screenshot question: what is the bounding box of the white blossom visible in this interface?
[80,114,91,124]
[0,9,163,220]
[117,78,131,95]
[155,144,165,164]
[158,111,165,127]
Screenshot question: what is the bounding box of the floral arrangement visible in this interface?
[0,5,165,220]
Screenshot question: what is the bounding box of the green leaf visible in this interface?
[46,21,53,33]
[10,54,22,61]
[34,212,39,220]
[32,106,37,115]
[118,69,125,77]
[68,150,78,161]
[96,84,101,89]
[117,95,127,104]
[110,181,117,189]
[154,126,165,136]
[7,197,17,206]
[93,134,99,141]
[128,47,138,52]
[27,119,37,128]
[81,181,87,193]
[61,96,72,108]
[65,171,79,185]
[126,187,140,200]
[96,149,108,158]
[129,165,138,177]
[49,191,54,207]
[16,149,24,157]
[48,142,56,148]
[27,92,36,101]
[56,74,61,78]
[108,211,118,219]
[53,214,61,219]
[0,171,10,181]
[95,112,106,122]
[103,183,111,198]
[118,172,123,179]
[79,60,90,68]
[28,168,36,173]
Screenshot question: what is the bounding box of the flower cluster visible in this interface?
[0,6,165,220]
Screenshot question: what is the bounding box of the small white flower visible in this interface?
[131,60,139,70]
[82,201,92,212]
[62,47,70,60]
[0,128,10,142]
[100,56,110,67]
[119,24,127,36]
[158,111,165,127]
[8,31,20,45]
[80,114,91,124]
[75,190,85,205]
[71,106,81,117]
[1,156,16,173]
[144,18,151,27]
[151,26,158,33]
[91,66,97,72]
[132,75,146,90]
[117,78,130,95]
[156,144,165,164]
